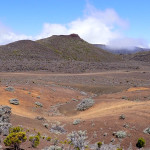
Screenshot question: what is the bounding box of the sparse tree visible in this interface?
[4,126,27,150]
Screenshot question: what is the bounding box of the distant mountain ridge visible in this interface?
[0,34,122,72]
[94,44,150,54]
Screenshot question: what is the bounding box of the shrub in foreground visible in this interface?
[4,126,27,150]
[136,137,145,148]
[97,141,102,148]
[29,135,40,148]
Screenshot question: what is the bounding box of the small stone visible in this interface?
[119,114,125,120]
[36,116,45,120]
[103,133,108,136]
[113,131,127,138]
[91,122,95,127]
[36,96,40,99]
[43,123,49,129]
[72,98,78,102]
[73,119,81,125]
[80,91,87,96]
[35,102,43,107]
[111,138,115,143]
[122,96,128,100]
[5,86,14,92]
[123,124,129,128]
[93,131,97,138]
[143,127,150,134]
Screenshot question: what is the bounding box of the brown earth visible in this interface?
[0,68,150,149]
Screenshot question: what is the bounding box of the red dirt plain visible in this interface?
[0,69,150,149]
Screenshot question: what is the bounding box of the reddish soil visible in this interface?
[0,69,150,149]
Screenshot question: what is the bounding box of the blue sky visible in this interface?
[0,0,150,48]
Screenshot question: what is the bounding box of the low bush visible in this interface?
[4,126,27,150]
[136,137,145,148]
[29,135,40,148]
[97,141,102,148]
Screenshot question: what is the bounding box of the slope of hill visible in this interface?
[130,51,150,62]
[0,40,57,61]
[0,34,124,72]
[37,34,121,62]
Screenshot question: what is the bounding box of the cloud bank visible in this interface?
[0,4,149,49]
[36,4,127,44]
[0,22,32,45]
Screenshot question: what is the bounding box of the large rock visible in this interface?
[35,102,43,107]
[5,86,15,92]
[9,98,19,105]
[113,131,127,138]
[77,98,94,111]
[143,127,150,134]
[0,106,12,136]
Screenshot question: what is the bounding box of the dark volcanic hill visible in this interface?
[37,34,121,62]
[0,34,125,72]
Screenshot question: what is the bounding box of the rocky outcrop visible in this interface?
[0,105,12,136]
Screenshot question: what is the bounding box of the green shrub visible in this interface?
[136,137,146,148]
[4,129,27,150]
[37,132,41,138]
[9,126,23,133]
[97,141,102,148]
[29,135,40,148]
[46,137,51,141]
[117,148,122,150]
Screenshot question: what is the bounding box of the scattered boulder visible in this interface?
[73,119,81,125]
[9,98,19,105]
[71,98,78,102]
[119,114,125,120]
[122,96,128,100]
[77,98,94,111]
[43,145,62,150]
[110,138,115,143]
[50,123,66,134]
[43,123,49,129]
[143,127,150,134]
[80,91,87,96]
[35,102,43,107]
[103,133,108,137]
[0,105,12,136]
[123,124,129,128]
[90,143,119,150]
[36,96,40,99]
[113,131,127,138]
[5,86,15,92]
[36,116,45,121]
[93,131,97,138]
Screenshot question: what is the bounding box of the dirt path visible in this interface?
[0,70,147,77]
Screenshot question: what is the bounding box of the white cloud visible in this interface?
[108,38,149,49]
[0,4,149,49]
[0,22,32,45]
[36,4,127,44]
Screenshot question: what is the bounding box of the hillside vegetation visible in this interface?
[37,34,121,62]
[0,34,123,72]
[130,51,150,62]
